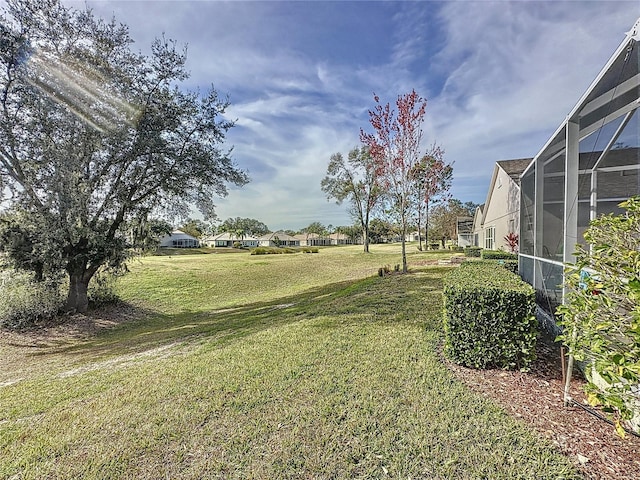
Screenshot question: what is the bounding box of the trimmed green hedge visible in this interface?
[498,259,518,274]
[443,261,537,370]
[470,258,518,274]
[251,247,298,255]
[464,246,481,257]
[481,249,517,260]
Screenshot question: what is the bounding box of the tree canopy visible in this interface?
[410,149,453,249]
[321,146,381,252]
[179,218,212,239]
[219,217,269,237]
[428,199,478,242]
[302,221,327,236]
[0,0,248,313]
[361,90,444,270]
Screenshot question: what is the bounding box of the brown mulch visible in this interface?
[446,333,640,480]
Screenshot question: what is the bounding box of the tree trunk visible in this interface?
[363,211,371,253]
[363,226,370,253]
[66,270,92,313]
[401,236,407,273]
[401,216,408,273]
[425,200,430,247]
[417,208,423,251]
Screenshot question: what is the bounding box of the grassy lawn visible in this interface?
[0,244,579,479]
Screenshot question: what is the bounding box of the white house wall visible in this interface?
[482,167,520,250]
[471,206,484,247]
[159,231,200,248]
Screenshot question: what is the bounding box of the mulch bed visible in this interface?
[445,333,640,479]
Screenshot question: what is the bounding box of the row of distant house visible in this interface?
[159,230,359,249]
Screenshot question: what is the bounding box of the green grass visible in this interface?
[0,244,579,479]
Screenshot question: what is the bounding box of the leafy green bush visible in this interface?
[499,259,518,274]
[557,196,640,436]
[481,249,517,260]
[0,272,64,329]
[473,258,518,274]
[443,261,537,370]
[464,246,481,257]
[251,247,298,255]
[301,247,319,253]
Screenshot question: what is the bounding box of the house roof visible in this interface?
[213,232,258,241]
[293,233,329,240]
[496,158,533,186]
[329,232,349,240]
[168,229,198,239]
[258,230,298,241]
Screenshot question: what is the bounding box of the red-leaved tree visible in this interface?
[361,90,443,272]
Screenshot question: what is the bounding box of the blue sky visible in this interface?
[74,0,638,231]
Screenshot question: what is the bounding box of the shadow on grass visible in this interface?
[25,267,449,362]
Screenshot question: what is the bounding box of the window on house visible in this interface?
[485,227,495,250]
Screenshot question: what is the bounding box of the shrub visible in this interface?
[464,246,481,257]
[499,259,518,274]
[378,265,392,277]
[429,243,440,250]
[481,249,517,260]
[301,247,319,253]
[472,258,518,274]
[251,247,298,255]
[0,272,64,329]
[443,261,537,370]
[557,196,640,436]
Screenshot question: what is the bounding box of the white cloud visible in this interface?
[425,1,637,196]
[68,0,640,227]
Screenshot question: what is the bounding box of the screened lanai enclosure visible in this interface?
[519,17,640,318]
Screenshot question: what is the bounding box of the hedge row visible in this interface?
[250,247,298,255]
[481,249,518,260]
[464,248,518,261]
[464,246,481,257]
[443,261,537,370]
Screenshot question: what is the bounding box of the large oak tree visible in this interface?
[0,0,248,312]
